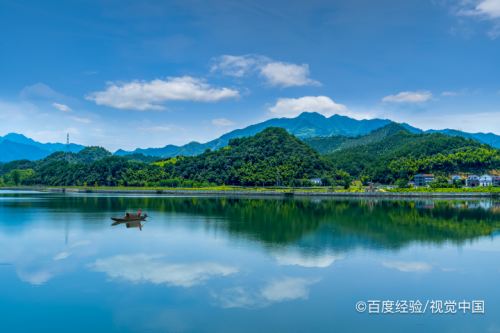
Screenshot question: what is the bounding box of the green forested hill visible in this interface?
[1,128,335,187]
[167,127,332,186]
[304,123,409,154]
[326,130,500,183]
[1,126,498,187]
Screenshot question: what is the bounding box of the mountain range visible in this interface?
[1,112,499,162]
[5,124,497,188]
[0,133,84,162]
[116,112,500,157]
[114,112,393,157]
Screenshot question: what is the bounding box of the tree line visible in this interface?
[0,127,498,188]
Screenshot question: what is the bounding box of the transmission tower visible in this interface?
[66,133,70,161]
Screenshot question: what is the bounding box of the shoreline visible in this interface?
[1,186,498,198]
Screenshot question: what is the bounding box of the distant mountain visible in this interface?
[0,133,85,162]
[426,129,500,148]
[116,112,500,158]
[115,141,205,159]
[2,113,499,162]
[116,112,393,158]
[4,127,498,187]
[304,123,409,154]
[0,140,50,163]
[0,133,84,153]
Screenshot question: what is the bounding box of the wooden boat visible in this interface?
[111,213,148,223]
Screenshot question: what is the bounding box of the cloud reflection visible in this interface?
[53,251,71,261]
[382,260,432,272]
[261,277,319,302]
[273,251,344,268]
[17,269,53,285]
[89,254,238,287]
[213,277,320,308]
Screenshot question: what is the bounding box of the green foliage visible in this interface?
[429,175,453,189]
[2,168,35,185]
[326,129,499,184]
[395,178,410,188]
[2,126,497,188]
[305,123,409,154]
[170,127,334,186]
[0,159,35,175]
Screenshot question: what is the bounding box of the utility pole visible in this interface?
[66,133,70,161]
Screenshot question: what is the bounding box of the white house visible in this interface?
[479,174,493,187]
[309,178,323,186]
[466,175,480,187]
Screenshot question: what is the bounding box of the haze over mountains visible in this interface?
[1,112,499,162]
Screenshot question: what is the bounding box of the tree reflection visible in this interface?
[1,193,499,251]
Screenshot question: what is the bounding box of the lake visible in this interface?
[0,191,499,333]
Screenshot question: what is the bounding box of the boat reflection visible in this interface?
[111,220,145,231]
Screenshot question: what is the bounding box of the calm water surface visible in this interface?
[0,191,499,333]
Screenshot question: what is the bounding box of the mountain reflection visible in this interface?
[1,193,499,251]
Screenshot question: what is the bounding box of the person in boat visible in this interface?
[137,208,142,218]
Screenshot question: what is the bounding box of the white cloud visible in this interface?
[139,125,174,132]
[211,54,320,87]
[273,251,344,268]
[211,118,235,126]
[89,254,238,287]
[382,261,432,272]
[19,83,64,100]
[455,0,500,38]
[460,0,500,19]
[441,91,459,97]
[478,0,500,17]
[382,91,433,103]
[269,96,348,118]
[86,76,239,111]
[70,116,92,124]
[260,62,319,87]
[52,102,72,112]
[210,54,266,77]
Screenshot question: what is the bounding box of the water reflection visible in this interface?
[1,192,499,333]
[214,276,321,309]
[89,254,238,287]
[1,194,499,250]
[111,220,145,230]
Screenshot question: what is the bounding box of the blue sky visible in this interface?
[1,0,499,151]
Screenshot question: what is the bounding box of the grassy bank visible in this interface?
[1,185,499,198]
[386,187,500,193]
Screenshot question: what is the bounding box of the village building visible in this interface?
[466,175,480,187]
[413,174,434,187]
[309,178,323,186]
[479,174,494,187]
